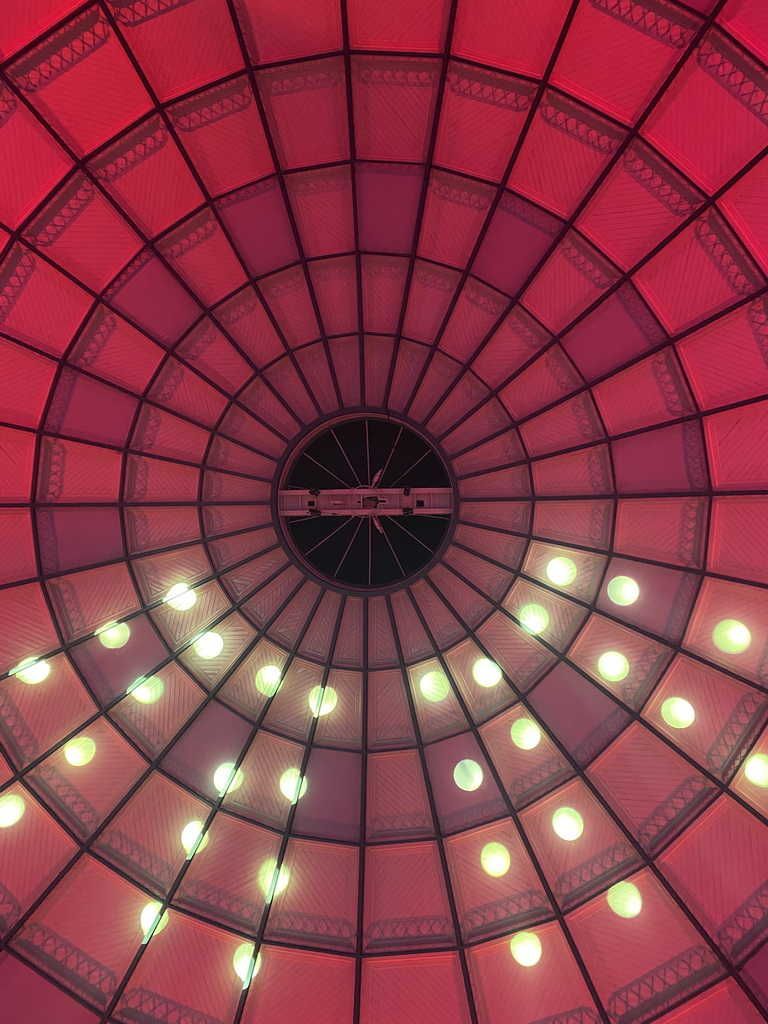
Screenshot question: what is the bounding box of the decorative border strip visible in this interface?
[10,9,109,94]
[91,120,168,183]
[110,0,198,26]
[623,145,702,217]
[540,93,624,154]
[589,0,699,49]
[25,178,96,248]
[171,79,252,133]
[697,31,768,127]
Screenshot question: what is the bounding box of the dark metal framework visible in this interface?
[0,0,766,1022]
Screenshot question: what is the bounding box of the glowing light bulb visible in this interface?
[453,759,483,792]
[481,842,510,877]
[258,858,290,899]
[279,767,307,803]
[598,651,629,682]
[607,576,639,606]
[64,737,96,767]
[13,658,50,685]
[97,622,130,649]
[712,619,751,654]
[661,697,695,729]
[472,658,502,688]
[214,762,244,795]
[309,685,337,716]
[181,820,210,855]
[128,676,164,703]
[511,718,541,750]
[165,582,196,611]
[546,556,577,586]
[510,932,542,966]
[519,604,549,635]
[552,807,583,841]
[233,943,260,985]
[420,671,449,702]
[607,881,642,918]
[0,794,25,828]
[255,665,282,697]
[140,901,168,937]
[194,631,223,659]
[744,754,768,787]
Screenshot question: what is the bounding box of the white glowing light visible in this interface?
[420,671,449,702]
[255,664,282,697]
[607,881,643,918]
[744,754,768,787]
[165,583,197,611]
[472,658,502,688]
[279,767,307,803]
[519,604,549,635]
[597,651,629,682]
[552,807,584,841]
[511,718,541,750]
[193,631,224,659]
[214,762,244,795]
[453,759,483,792]
[128,676,164,704]
[0,794,25,828]
[258,858,290,899]
[661,697,695,729]
[13,658,50,685]
[97,622,130,649]
[233,943,260,985]
[546,557,577,586]
[510,931,542,966]
[481,842,510,877]
[181,820,210,855]
[712,619,751,654]
[140,901,169,937]
[607,576,640,606]
[309,685,337,717]
[64,737,96,767]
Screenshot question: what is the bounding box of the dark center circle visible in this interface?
[277,417,454,589]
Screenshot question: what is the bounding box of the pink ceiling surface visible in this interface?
[0,1,767,1023]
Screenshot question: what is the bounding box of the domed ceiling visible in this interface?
[1,1,768,1023]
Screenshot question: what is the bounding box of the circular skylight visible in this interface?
[278,416,453,588]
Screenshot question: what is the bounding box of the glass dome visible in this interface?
[0,2,767,1024]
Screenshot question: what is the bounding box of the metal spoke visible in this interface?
[376,425,404,487]
[301,451,356,488]
[334,515,365,578]
[303,515,357,555]
[332,428,364,486]
[387,514,440,554]
[388,448,431,488]
[376,517,407,578]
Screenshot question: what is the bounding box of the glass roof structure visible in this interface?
[0,1,768,1023]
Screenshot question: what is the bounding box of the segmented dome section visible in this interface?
[0,1,767,1023]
